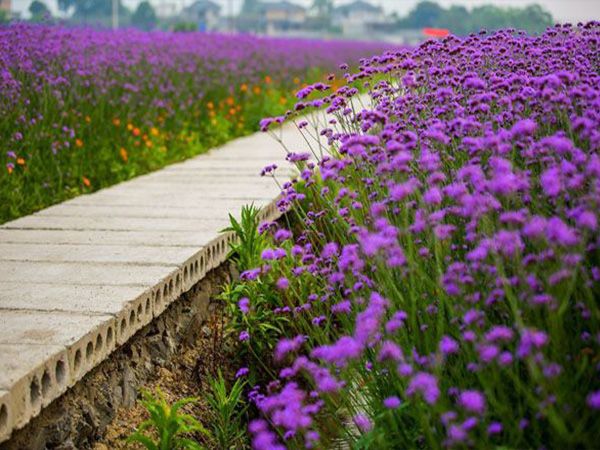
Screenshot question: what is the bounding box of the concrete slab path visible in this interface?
[0,114,329,443]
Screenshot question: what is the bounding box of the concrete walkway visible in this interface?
[0,119,315,442]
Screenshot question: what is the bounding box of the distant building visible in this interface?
[332,0,385,36]
[0,0,10,14]
[262,1,306,35]
[181,0,221,31]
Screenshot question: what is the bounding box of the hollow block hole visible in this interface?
[0,404,7,431]
[41,371,51,397]
[85,342,94,361]
[55,360,66,385]
[30,377,40,406]
[74,349,82,371]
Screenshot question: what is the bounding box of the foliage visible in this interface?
[219,205,289,371]
[237,23,600,449]
[206,371,248,449]
[28,0,51,22]
[223,205,267,272]
[58,0,129,21]
[128,389,207,450]
[173,22,197,32]
[132,1,157,31]
[397,0,554,35]
[0,24,390,223]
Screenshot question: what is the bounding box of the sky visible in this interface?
[11,0,600,23]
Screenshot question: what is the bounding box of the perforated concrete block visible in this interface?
[0,344,68,430]
[0,229,223,247]
[0,283,148,315]
[35,200,272,220]
[0,390,14,443]
[0,311,116,388]
[0,261,178,287]
[2,215,229,233]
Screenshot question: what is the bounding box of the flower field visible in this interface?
[221,23,600,449]
[0,24,388,223]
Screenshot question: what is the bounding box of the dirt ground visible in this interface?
[93,303,236,450]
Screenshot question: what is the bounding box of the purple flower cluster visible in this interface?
[239,23,600,449]
[0,23,391,223]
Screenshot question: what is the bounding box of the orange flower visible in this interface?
[293,77,300,84]
[253,86,261,95]
[150,127,159,137]
[16,158,25,165]
[226,97,235,106]
[142,134,149,141]
[229,108,236,115]
[75,139,83,148]
[240,84,248,92]
[113,118,121,126]
[207,101,214,110]
[7,165,13,174]
[82,177,91,187]
[132,128,141,136]
[120,147,128,162]
[265,75,272,84]
[145,140,153,148]
[279,97,287,105]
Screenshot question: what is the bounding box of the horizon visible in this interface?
[10,0,600,24]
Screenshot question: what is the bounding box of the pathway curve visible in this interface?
[0,119,315,443]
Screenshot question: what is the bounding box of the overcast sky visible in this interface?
[12,0,600,23]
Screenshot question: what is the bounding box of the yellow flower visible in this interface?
[7,165,13,174]
[150,127,159,137]
[120,147,128,162]
[145,140,153,148]
[293,77,300,84]
[84,115,91,123]
[240,84,248,92]
[127,123,133,131]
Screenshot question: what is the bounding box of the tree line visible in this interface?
[395,1,554,35]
